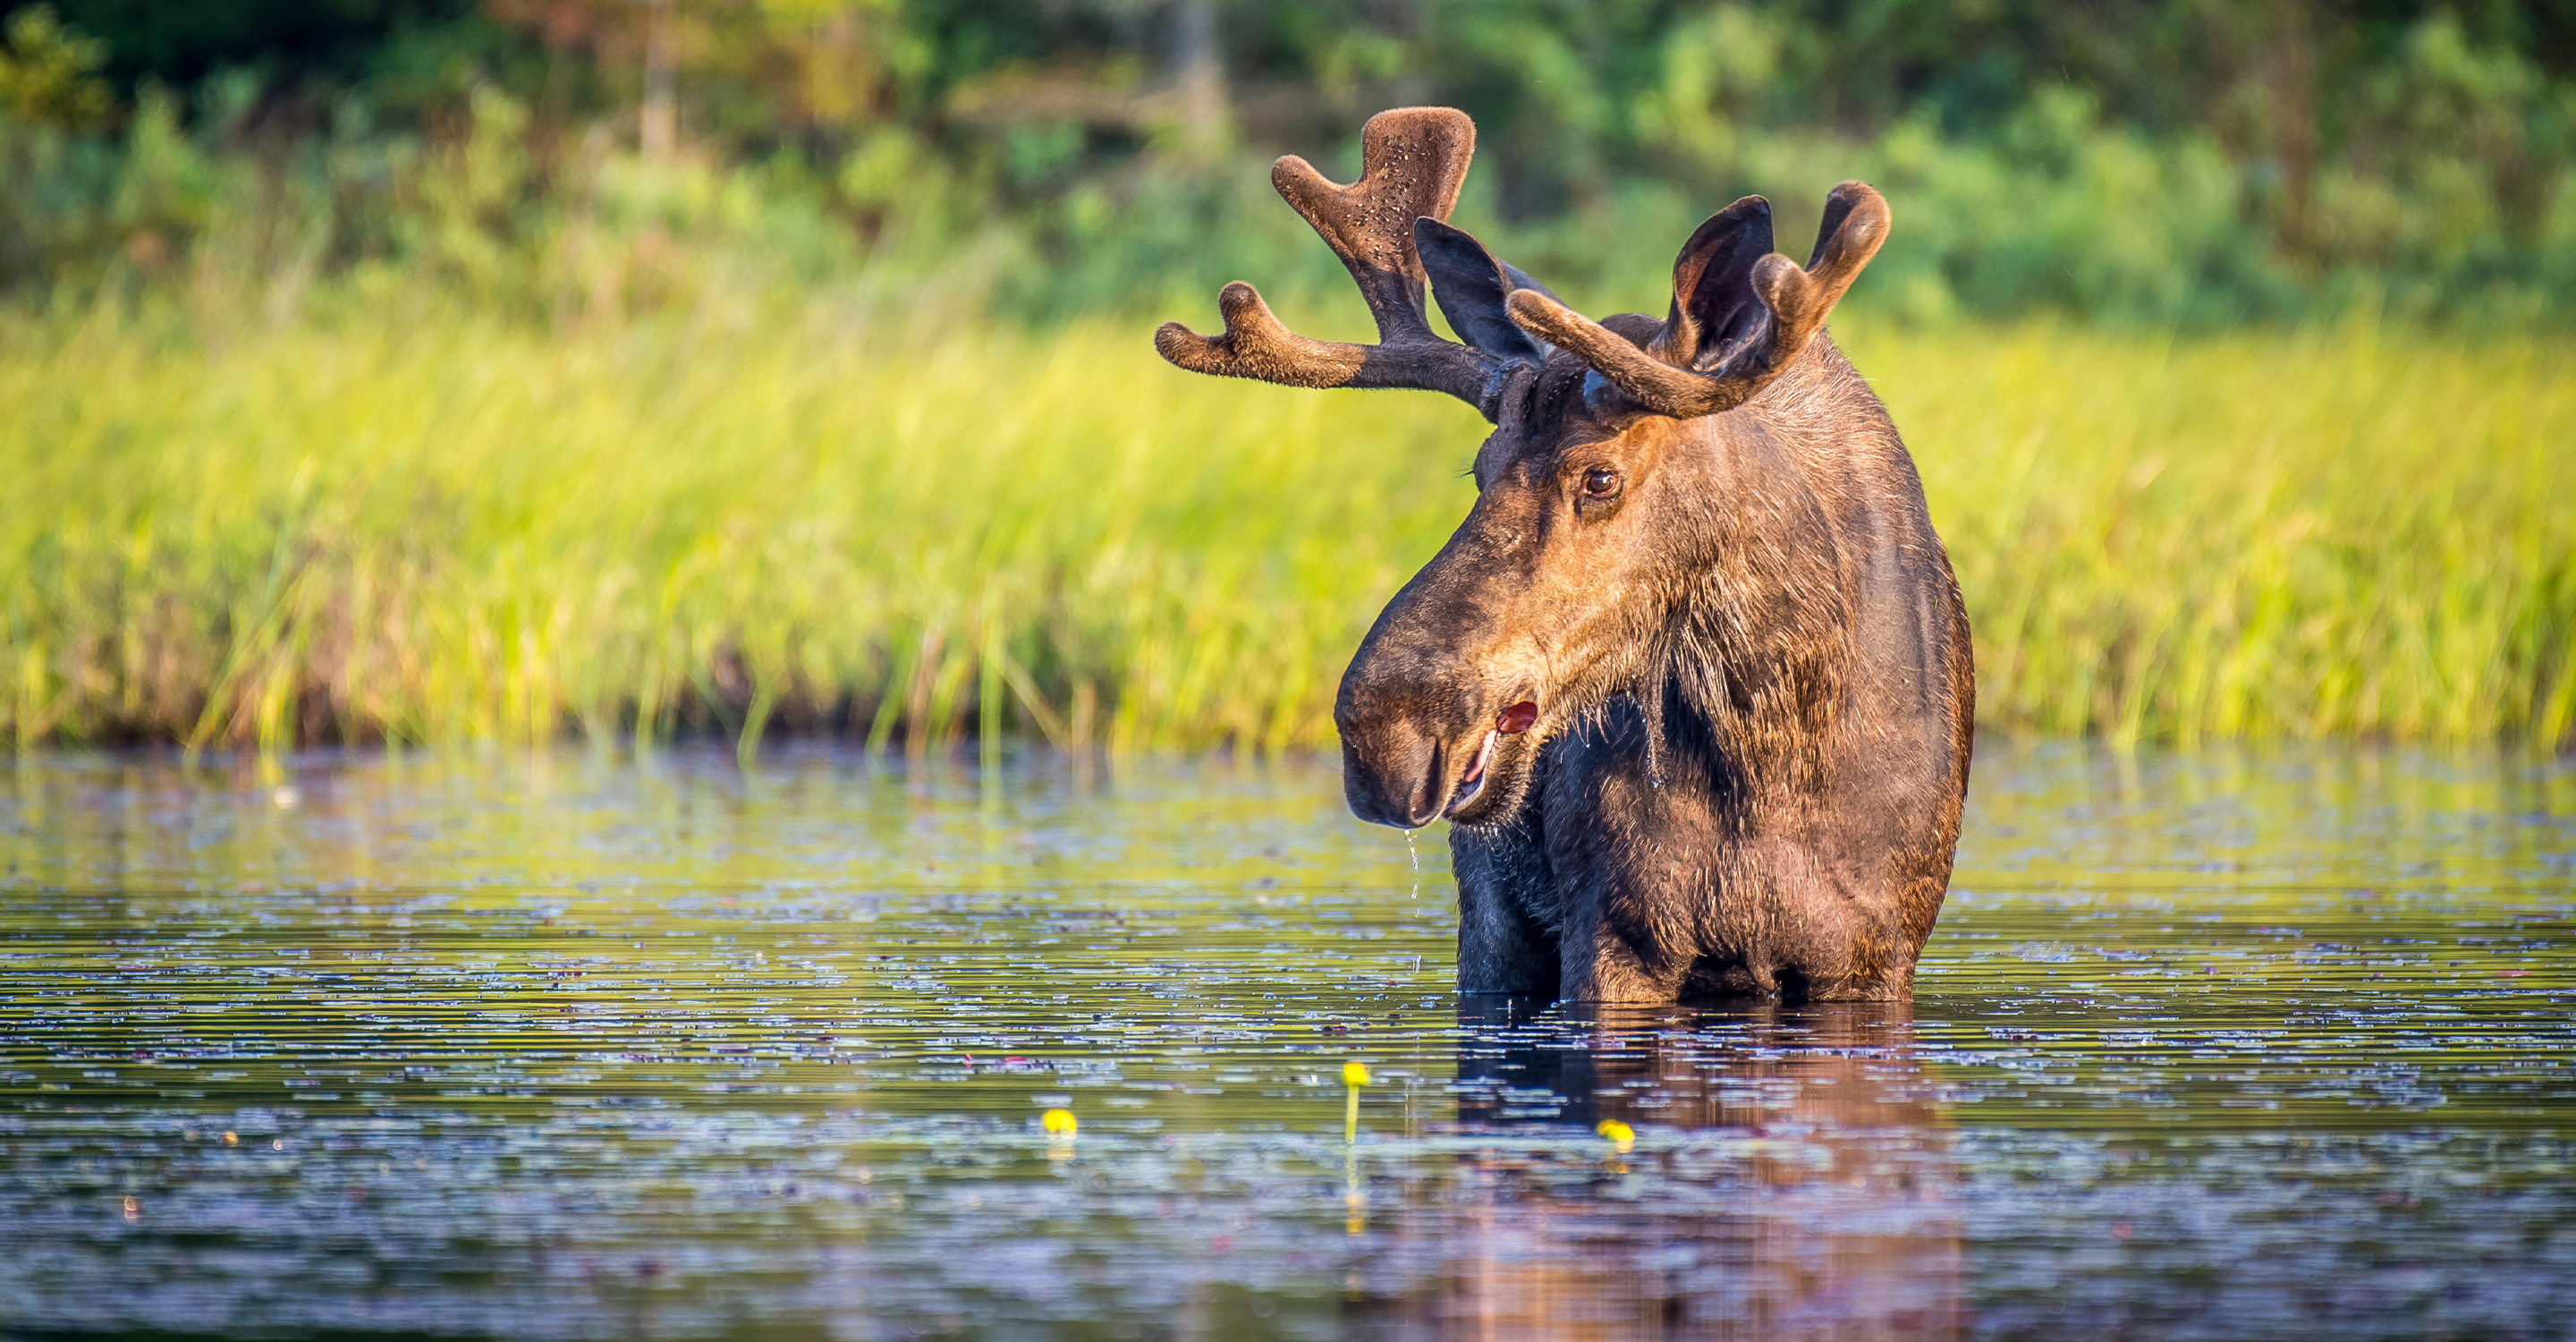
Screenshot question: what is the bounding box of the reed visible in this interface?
[4,298,2568,754]
[1854,321,2576,749]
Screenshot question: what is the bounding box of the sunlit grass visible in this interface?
[1847,322,2575,748]
[3,299,2568,753]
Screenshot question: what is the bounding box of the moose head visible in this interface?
[1157,107,1891,832]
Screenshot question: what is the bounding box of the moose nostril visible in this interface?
[1405,747,1445,827]
[1338,721,1450,830]
[1497,701,1538,735]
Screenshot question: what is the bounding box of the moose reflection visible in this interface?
[1360,1003,1963,1340]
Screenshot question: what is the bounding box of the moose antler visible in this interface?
[1154,107,1521,420]
[1504,182,1892,419]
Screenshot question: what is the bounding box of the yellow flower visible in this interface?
[1040,1108,1078,1135]
[1596,1119,1635,1151]
[1342,1061,1372,1086]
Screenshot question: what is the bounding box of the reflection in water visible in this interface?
[1371,1003,1960,1340]
[0,741,2569,1338]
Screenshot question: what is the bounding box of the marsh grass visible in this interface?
[4,299,2569,755]
[1860,322,2575,749]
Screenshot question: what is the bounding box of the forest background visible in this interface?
[2,0,2572,756]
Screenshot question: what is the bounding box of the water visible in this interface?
[2,742,2571,1340]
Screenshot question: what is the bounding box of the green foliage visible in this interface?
[0,2,2572,325]
[2,300,2566,753]
[0,4,110,128]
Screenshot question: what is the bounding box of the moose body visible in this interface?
[1433,342,1972,1001]
[1158,108,1972,1003]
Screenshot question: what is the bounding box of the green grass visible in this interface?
[1859,322,2575,747]
[3,299,2569,755]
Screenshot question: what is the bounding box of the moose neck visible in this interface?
[1640,393,1856,820]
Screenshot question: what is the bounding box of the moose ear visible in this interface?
[1414,217,1554,364]
[1505,182,1885,420]
[1657,195,1774,370]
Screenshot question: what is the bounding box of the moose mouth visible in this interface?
[1443,700,1539,820]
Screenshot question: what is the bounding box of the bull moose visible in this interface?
[1156,108,1973,1003]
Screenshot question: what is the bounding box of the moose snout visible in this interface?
[1338,718,1451,828]
[1335,562,1533,828]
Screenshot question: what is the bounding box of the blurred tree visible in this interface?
[20,0,476,89]
[480,0,914,153]
[0,4,111,128]
[0,0,2568,322]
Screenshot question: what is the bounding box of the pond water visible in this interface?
[2,742,2571,1341]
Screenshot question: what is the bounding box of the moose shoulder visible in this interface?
[1157,107,1974,1004]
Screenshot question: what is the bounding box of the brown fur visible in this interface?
[1154,107,1975,1003]
[1349,337,1974,1002]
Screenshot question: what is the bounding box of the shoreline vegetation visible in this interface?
[4,3,2572,753]
[5,293,2570,756]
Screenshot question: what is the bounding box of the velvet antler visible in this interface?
[1154,107,1523,420]
[1504,182,1892,419]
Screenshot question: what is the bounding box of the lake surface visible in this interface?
[2,742,2571,1340]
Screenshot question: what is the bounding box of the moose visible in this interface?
[1156,108,1974,1003]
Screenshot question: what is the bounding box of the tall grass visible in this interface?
[3,297,2569,755]
[1852,323,2575,747]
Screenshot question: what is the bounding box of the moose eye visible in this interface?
[1580,469,1621,497]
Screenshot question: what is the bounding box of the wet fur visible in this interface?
[1148,108,1970,1005]
[1407,336,1973,1002]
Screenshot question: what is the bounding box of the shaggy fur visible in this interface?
[1156,107,1974,1003]
[1337,332,1973,1002]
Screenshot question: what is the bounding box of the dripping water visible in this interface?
[1403,828,1419,899]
